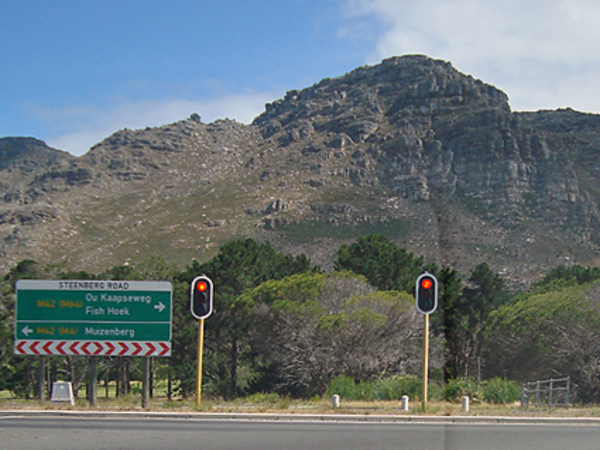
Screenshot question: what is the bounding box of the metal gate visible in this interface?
[521,377,570,408]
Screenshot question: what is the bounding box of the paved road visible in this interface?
[1,416,599,450]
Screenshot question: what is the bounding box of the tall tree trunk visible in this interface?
[105,369,110,399]
[116,361,121,398]
[149,357,154,398]
[50,359,58,398]
[118,358,130,396]
[230,332,238,399]
[167,366,172,401]
[125,358,131,394]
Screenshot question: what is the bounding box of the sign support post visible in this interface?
[142,357,150,409]
[38,356,45,402]
[196,318,205,408]
[89,356,97,406]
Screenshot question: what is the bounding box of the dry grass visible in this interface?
[3,393,600,418]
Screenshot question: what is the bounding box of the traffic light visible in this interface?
[190,275,213,320]
[415,272,438,315]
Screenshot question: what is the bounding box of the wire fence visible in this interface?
[521,377,570,408]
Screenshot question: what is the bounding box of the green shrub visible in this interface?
[244,392,280,404]
[327,376,359,399]
[371,378,396,401]
[427,381,444,402]
[327,375,441,402]
[444,378,482,402]
[482,378,520,404]
[354,380,375,400]
[371,375,422,400]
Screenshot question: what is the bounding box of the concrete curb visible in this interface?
[3,410,600,425]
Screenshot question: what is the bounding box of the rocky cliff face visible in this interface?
[1,55,599,287]
[254,56,600,234]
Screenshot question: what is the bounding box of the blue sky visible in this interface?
[2,0,600,156]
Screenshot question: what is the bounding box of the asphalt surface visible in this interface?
[2,412,600,450]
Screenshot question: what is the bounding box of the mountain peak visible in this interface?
[0,137,73,171]
[254,54,509,142]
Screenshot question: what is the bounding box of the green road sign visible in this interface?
[15,280,172,342]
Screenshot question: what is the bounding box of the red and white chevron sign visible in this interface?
[14,340,171,357]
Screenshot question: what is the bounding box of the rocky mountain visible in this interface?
[1,55,600,288]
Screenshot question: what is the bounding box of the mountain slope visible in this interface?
[1,55,599,287]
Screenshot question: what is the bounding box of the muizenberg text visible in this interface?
[85,326,135,338]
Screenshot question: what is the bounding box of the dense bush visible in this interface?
[482,378,520,404]
[444,378,482,402]
[444,378,520,404]
[326,375,442,401]
[244,392,281,404]
[326,376,359,399]
[371,375,423,401]
[484,284,600,403]
[243,272,425,397]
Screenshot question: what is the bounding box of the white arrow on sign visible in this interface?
[154,302,166,313]
[22,326,33,336]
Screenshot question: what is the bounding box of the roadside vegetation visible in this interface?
[2,235,600,411]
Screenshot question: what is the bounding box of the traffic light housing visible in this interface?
[415,273,438,315]
[190,275,213,320]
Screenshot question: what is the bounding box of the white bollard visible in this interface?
[332,394,340,408]
[462,396,470,413]
[51,382,75,406]
[401,395,410,411]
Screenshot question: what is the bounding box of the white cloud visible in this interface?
[39,92,274,156]
[343,0,600,113]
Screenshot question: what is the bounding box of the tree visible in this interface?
[335,234,469,381]
[0,277,15,392]
[530,264,600,294]
[100,265,133,281]
[433,266,464,381]
[168,280,197,398]
[1,260,48,397]
[175,238,315,398]
[240,272,429,397]
[452,262,508,379]
[129,255,178,281]
[484,283,600,403]
[335,234,424,293]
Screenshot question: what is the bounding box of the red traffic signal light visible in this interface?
[190,276,213,320]
[416,273,438,315]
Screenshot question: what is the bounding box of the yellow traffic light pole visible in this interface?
[422,313,429,409]
[190,275,213,408]
[196,318,205,408]
[416,272,437,411]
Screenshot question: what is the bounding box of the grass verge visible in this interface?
[2,394,599,417]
